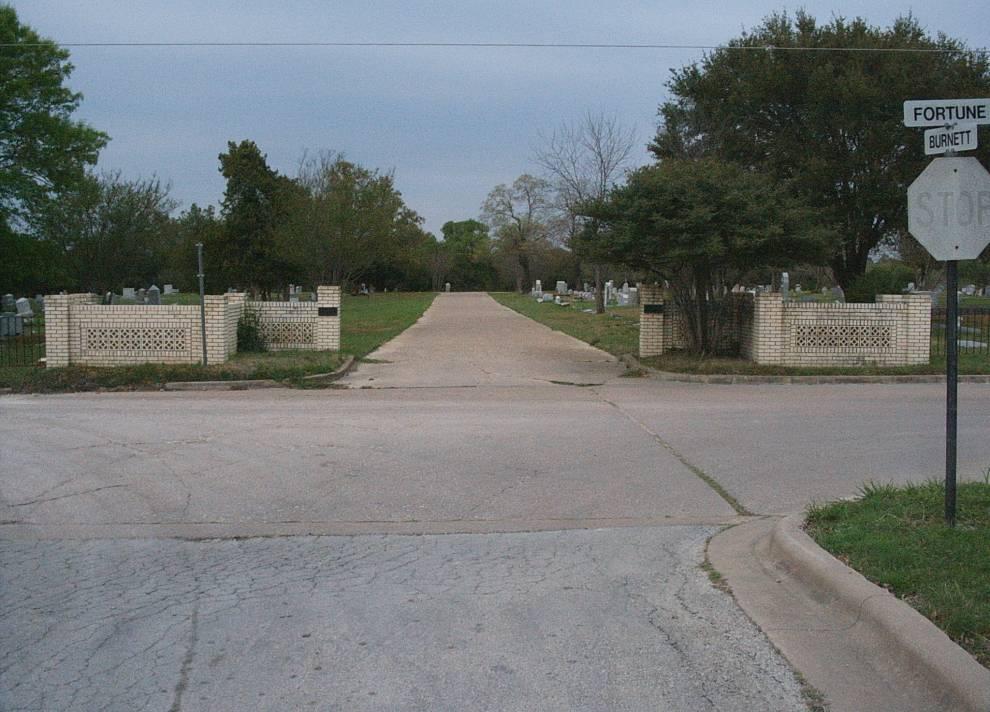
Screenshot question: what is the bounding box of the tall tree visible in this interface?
[534,112,637,312]
[280,151,426,289]
[41,171,176,293]
[218,140,299,297]
[585,158,826,353]
[651,12,990,288]
[0,6,107,233]
[440,219,496,290]
[481,175,553,292]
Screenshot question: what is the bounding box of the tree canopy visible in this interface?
[0,5,107,233]
[651,12,990,287]
[585,158,826,352]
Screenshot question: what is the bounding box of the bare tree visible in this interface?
[534,111,636,312]
[481,175,553,292]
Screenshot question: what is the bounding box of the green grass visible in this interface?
[0,291,436,393]
[489,292,639,356]
[806,479,990,668]
[490,291,990,375]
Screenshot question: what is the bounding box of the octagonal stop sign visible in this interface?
[907,157,990,261]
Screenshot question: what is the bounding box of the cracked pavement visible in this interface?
[2,293,989,710]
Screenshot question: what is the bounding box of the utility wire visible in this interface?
[0,40,987,54]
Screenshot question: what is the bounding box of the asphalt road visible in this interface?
[2,292,989,710]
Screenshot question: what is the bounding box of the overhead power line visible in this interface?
[0,40,987,54]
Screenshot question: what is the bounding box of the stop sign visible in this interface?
[907,157,990,261]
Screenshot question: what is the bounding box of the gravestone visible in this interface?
[289,295,299,303]
[136,288,146,303]
[781,272,790,301]
[622,282,630,294]
[15,297,33,318]
[122,287,136,300]
[147,285,161,305]
[962,284,977,296]
[105,291,114,305]
[2,294,14,312]
[445,282,451,293]
[0,313,23,337]
[555,280,568,294]
[164,284,177,295]
[34,294,44,310]
[627,287,639,306]
[830,286,845,303]
[905,282,916,293]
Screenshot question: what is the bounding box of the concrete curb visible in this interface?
[301,355,356,381]
[163,379,280,391]
[621,353,990,385]
[772,512,990,711]
[162,355,355,391]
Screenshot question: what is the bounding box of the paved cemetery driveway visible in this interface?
[2,292,990,710]
[341,292,621,388]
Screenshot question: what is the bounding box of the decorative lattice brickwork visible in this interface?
[793,322,893,352]
[260,321,314,348]
[84,327,190,353]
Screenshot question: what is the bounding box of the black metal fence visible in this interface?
[931,307,990,357]
[0,315,45,367]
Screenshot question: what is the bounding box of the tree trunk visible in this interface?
[594,264,604,314]
[518,251,531,294]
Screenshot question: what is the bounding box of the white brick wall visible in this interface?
[43,286,342,368]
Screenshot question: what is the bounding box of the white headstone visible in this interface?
[555,280,568,294]
[445,282,451,293]
[2,294,14,311]
[122,287,136,300]
[15,297,33,318]
[147,285,161,305]
[780,272,790,301]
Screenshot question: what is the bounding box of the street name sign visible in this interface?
[904,98,990,127]
[924,123,978,155]
[907,157,990,260]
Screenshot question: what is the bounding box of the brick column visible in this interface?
[43,294,70,367]
[203,295,231,365]
[316,286,341,351]
[638,283,666,357]
[878,293,931,365]
[750,292,784,364]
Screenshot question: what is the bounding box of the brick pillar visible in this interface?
[878,293,931,365]
[638,283,666,357]
[203,295,230,365]
[316,286,341,351]
[750,292,784,364]
[44,294,70,367]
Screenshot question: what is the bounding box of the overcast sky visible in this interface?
[14,1,990,237]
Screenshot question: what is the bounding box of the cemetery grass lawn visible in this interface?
[489,292,639,357]
[0,292,436,393]
[806,480,990,669]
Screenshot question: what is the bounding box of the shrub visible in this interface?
[237,305,266,352]
[845,263,915,303]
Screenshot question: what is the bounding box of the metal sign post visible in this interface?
[196,242,208,367]
[945,257,958,525]
[905,97,990,526]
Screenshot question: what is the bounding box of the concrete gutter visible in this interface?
[709,515,990,711]
[621,353,990,385]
